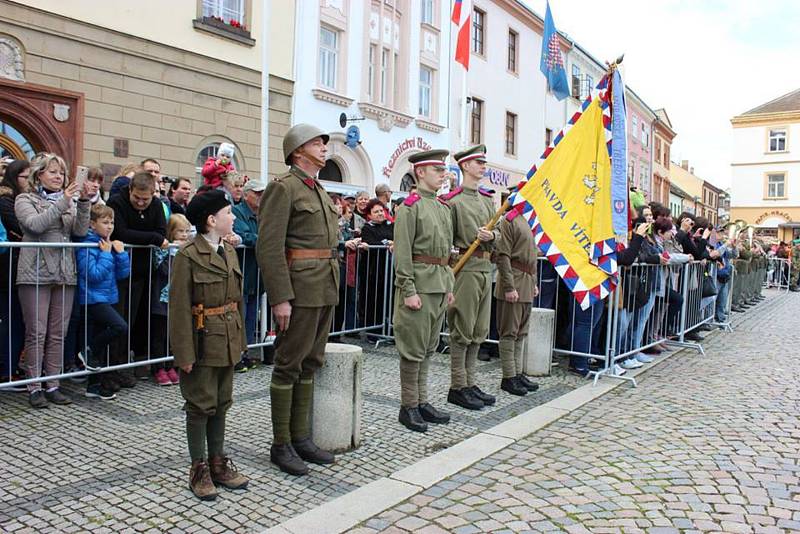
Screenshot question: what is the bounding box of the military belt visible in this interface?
[191,301,239,330]
[412,254,450,266]
[510,260,536,275]
[457,248,492,260]
[286,248,337,263]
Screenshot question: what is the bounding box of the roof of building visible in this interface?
[669,182,693,199]
[740,88,800,116]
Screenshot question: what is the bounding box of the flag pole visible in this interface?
[452,200,510,276]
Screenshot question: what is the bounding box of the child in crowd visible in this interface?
[201,143,235,189]
[170,189,248,501]
[76,204,131,400]
[150,214,192,386]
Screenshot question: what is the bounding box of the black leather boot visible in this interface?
[270,443,308,475]
[399,406,428,432]
[418,403,450,424]
[292,438,335,465]
[447,387,483,410]
[501,377,528,396]
[470,385,496,406]
[517,374,540,392]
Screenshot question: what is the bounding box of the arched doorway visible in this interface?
[319,159,343,182]
[0,119,37,160]
[399,172,415,192]
[0,78,83,172]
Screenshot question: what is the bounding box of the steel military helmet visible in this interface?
[282,123,330,165]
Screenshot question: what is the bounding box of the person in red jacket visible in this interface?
[201,142,236,188]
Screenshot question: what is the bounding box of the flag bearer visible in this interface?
[440,145,498,410]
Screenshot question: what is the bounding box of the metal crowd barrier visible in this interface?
[0,242,394,391]
[765,257,791,291]
[0,240,777,392]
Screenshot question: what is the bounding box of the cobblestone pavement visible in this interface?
[0,330,584,533]
[354,291,800,534]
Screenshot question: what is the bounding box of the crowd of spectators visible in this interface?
[0,150,781,405]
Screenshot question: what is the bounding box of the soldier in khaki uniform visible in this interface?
[393,149,455,432]
[441,145,498,410]
[170,189,249,501]
[790,239,800,291]
[257,124,339,475]
[494,189,541,397]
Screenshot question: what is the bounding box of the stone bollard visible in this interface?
[311,343,363,453]
[522,307,555,376]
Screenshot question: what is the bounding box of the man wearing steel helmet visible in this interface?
[257,124,339,475]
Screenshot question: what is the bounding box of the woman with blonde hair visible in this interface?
[15,153,91,408]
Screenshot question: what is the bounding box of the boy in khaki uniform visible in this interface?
[169,189,249,501]
[494,190,541,397]
[393,149,455,432]
[440,144,498,411]
[257,124,339,475]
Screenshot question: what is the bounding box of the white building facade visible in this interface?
[292,0,453,195]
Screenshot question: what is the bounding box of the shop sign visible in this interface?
[382,137,431,178]
[754,210,792,225]
[485,167,510,187]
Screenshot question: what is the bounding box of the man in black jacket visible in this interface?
[107,172,168,384]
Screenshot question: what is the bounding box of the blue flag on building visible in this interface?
[539,1,570,101]
[610,68,629,237]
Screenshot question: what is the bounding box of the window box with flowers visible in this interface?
[193,15,255,46]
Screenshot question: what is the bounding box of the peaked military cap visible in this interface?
[408,149,449,169]
[453,144,487,165]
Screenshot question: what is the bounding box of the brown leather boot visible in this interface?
[209,456,249,490]
[189,460,219,501]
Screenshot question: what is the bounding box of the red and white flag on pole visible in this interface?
[452,0,470,70]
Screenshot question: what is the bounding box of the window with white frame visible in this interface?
[631,115,638,140]
[380,48,389,104]
[507,29,518,73]
[768,128,787,152]
[319,26,339,90]
[505,112,517,156]
[202,0,245,23]
[641,124,649,147]
[767,172,786,198]
[419,65,433,117]
[472,7,485,55]
[571,64,580,97]
[583,75,593,100]
[367,45,377,99]
[421,0,434,25]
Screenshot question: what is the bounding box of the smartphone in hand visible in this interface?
[74,165,89,190]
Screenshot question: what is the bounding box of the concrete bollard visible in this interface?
[522,307,555,376]
[311,343,363,453]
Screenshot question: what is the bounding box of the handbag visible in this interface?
[701,270,718,298]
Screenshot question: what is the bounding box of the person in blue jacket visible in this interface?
[76,204,131,400]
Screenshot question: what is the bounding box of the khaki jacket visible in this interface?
[168,236,246,368]
[15,192,90,286]
[256,166,340,307]
[494,210,538,302]
[441,185,499,273]
[393,189,454,298]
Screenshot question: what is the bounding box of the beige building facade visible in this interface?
[0,0,295,184]
[730,88,800,242]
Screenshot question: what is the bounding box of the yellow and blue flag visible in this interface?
[510,85,617,309]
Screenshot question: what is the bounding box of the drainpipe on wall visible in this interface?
[260,0,271,182]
